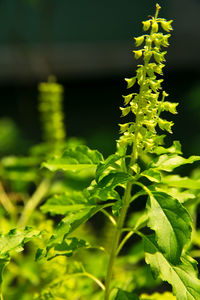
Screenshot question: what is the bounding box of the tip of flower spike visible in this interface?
[156,3,161,10]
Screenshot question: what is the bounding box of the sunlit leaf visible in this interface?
[141,169,161,183]
[147,191,192,264]
[144,235,200,300]
[161,175,200,189]
[151,154,200,172]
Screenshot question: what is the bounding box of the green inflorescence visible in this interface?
[118,4,177,157]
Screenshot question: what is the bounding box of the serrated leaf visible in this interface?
[115,289,139,300]
[89,186,121,202]
[153,141,182,155]
[144,235,200,300]
[40,190,94,215]
[147,191,192,264]
[161,175,200,189]
[98,172,133,189]
[41,203,108,259]
[151,154,200,172]
[96,154,122,183]
[141,169,161,183]
[0,227,41,284]
[42,145,104,174]
[37,237,88,261]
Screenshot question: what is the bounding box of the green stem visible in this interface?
[101,209,117,226]
[18,178,50,227]
[0,181,16,221]
[116,230,135,256]
[104,181,132,300]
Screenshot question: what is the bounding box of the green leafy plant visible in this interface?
[0,3,200,300]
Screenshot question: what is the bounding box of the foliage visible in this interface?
[0,3,200,300]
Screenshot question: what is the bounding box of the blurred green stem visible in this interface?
[0,181,16,221]
[18,178,50,227]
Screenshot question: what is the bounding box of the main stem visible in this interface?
[104,181,132,300]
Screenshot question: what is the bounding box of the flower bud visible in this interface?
[134,36,144,47]
[133,50,143,59]
[142,20,151,31]
[125,77,136,89]
[152,22,159,33]
[161,20,173,32]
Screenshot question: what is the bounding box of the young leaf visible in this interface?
[96,153,122,183]
[151,154,200,172]
[42,145,104,174]
[115,289,139,300]
[147,191,192,264]
[144,234,200,300]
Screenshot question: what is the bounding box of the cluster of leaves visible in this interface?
[0,3,200,300]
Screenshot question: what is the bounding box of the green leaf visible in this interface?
[40,190,94,215]
[89,185,121,202]
[0,227,41,284]
[147,191,192,264]
[96,154,122,182]
[41,203,108,259]
[42,145,104,174]
[151,154,200,172]
[155,186,195,203]
[115,289,139,300]
[36,237,88,261]
[144,235,200,300]
[141,169,161,183]
[153,141,182,155]
[89,172,132,202]
[98,172,133,189]
[161,175,200,189]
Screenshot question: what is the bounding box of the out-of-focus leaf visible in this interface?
[153,141,182,155]
[0,227,41,284]
[144,235,200,300]
[161,175,200,189]
[147,191,192,264]
[115,289,139,300]
[42,145,104,174]
[151,154,200,172]
[40,190,94,215]
[141,291,176,299]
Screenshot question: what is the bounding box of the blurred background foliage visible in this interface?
[0,0,199,157]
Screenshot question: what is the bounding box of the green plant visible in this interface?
[0,3,200,300]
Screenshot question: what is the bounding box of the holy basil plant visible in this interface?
[0,3,200,300]
[36,4,200,300]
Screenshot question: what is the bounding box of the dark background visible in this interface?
[0,0,200,157]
